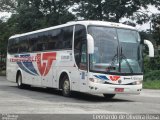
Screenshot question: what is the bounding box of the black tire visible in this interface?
[17,73,25,89]
[62,76,71,97]
[103,94,115,99]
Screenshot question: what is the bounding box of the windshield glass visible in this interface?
[88,26,142,74]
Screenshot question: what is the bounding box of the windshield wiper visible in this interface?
[108,47,134,73]
[107,47,118,72]
[120,47,134,73]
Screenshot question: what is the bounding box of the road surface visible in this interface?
[0,76,160,115]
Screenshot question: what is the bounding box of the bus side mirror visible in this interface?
[144,40,154,57]
[87,34,94,54]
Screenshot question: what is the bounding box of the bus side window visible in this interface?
[74,25,87,70]
[28,34,38,52]
[18,37,29,53]
[62,26,73,49]
[13,38,20,54]
[8,38,15,54]
[50,29,61,50]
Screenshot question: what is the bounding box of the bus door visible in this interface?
[79,42,88,92]
[72,41,88,92]
[73,25,88,92]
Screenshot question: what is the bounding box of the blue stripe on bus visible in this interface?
[17,62,36,76]
[20,54,39,76]
[94,75,109,80]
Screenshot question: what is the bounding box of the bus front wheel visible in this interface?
[62,77,71,97]
[103,94,115,99]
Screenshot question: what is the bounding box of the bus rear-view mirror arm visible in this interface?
[144,40,154,57]
[87,34,94,54]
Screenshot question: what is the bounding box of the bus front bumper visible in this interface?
[87,82,142,94]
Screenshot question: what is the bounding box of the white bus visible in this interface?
[7,21,154,98]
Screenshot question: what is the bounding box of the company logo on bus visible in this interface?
[37,52,56,76]
[11,52,56,76]
[109,76,120,81]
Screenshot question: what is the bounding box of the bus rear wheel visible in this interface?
[62,77,71,97]
[103,94,115,99]
[17,73,24,89]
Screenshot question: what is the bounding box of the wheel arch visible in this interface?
[16,69,23,83]
[58,70,71,90]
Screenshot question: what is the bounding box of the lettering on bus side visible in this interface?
[60,55,70,61]
[10,52,57,76]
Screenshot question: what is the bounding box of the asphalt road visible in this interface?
[0,76,160,116]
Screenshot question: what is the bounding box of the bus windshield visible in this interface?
[88,26,142,74]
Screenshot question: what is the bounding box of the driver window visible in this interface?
[80,43,87,70]
[74,25,87,70]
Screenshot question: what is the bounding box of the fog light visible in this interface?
[134,80,143,85]
[89,78,94,82]
[89,78,105,84]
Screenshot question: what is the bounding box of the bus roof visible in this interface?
[9,20,136,39]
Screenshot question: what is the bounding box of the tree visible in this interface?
[11,0,75,33]
[0,18,18,70]
[73,0,160,23]
[0,0,16,12]
[151,14,160,46]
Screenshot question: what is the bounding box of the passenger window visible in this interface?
[62,26,73,49]
[28,34,38,52]
[56,26,73,49]
[11,38,19,54]
[18,37,28,53]
[8,39,14,54]
[46,34,56,50]
[8,26,74,53]
[50,29,61,49]
[36,35,46,51]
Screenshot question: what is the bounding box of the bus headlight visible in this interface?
[133,80,143,85]
[89,78,105,84]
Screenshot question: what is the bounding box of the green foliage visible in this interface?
[0,20,13,54]
[151,14,160,46]
[144,70,160,81]
[141,14,160,83]
[143,56,160,72]
[143,56,160,82]
[15,4,45,32]
[0,0,15,12]
[73,0,160,23]
[143,80,160,89]
[9,0,75,33]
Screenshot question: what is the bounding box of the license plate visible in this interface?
[115,88,124,92]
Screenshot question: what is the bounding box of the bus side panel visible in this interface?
[30,52,41,87]
[22,69,33,85]
[56,50,80,91]
[40,51,57,88]
[6,54,17,83]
